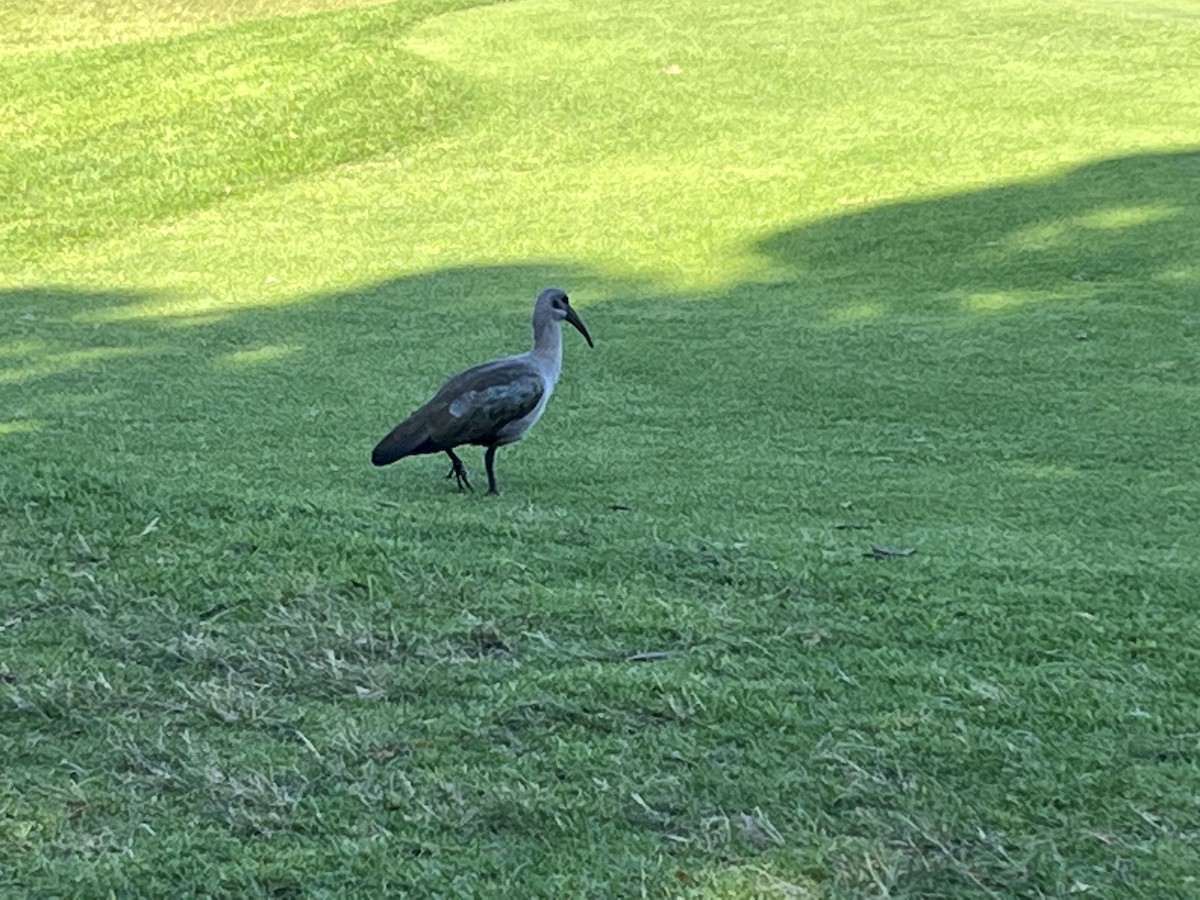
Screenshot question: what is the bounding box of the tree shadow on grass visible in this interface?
[0,263,633,520]
[752,148,1200,320]
[1,149,1198,516]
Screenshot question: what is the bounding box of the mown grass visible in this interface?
[1,0,493,260]
[3,0,1200,896]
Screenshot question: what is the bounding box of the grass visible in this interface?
[3,0,1200,895]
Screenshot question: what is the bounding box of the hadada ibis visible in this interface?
[371,287,593,494]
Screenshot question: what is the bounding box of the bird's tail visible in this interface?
[371,419,434,466]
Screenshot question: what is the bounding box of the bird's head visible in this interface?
[538,287,593,347]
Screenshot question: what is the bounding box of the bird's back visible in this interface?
[372,357,545,466]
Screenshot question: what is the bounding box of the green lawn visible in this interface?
[3,0,1200,895]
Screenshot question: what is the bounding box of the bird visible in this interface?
[371,287,593,494]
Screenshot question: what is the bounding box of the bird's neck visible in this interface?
[531,317,563,383]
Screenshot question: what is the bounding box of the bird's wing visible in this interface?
[424,358,545,446]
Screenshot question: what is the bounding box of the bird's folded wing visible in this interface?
[428,359,544,445]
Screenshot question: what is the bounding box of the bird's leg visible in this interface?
[484,445,499,495]
[444,450,473,492]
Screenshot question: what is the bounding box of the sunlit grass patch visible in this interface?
[0,0,492,262]
[0,0,393,50]
[0,419,44,435]
[215,344,301,368]
[0,346,142,385]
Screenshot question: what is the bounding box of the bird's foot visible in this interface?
[445,459,474,492]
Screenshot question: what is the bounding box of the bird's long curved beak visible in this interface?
[565,305,594,347]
